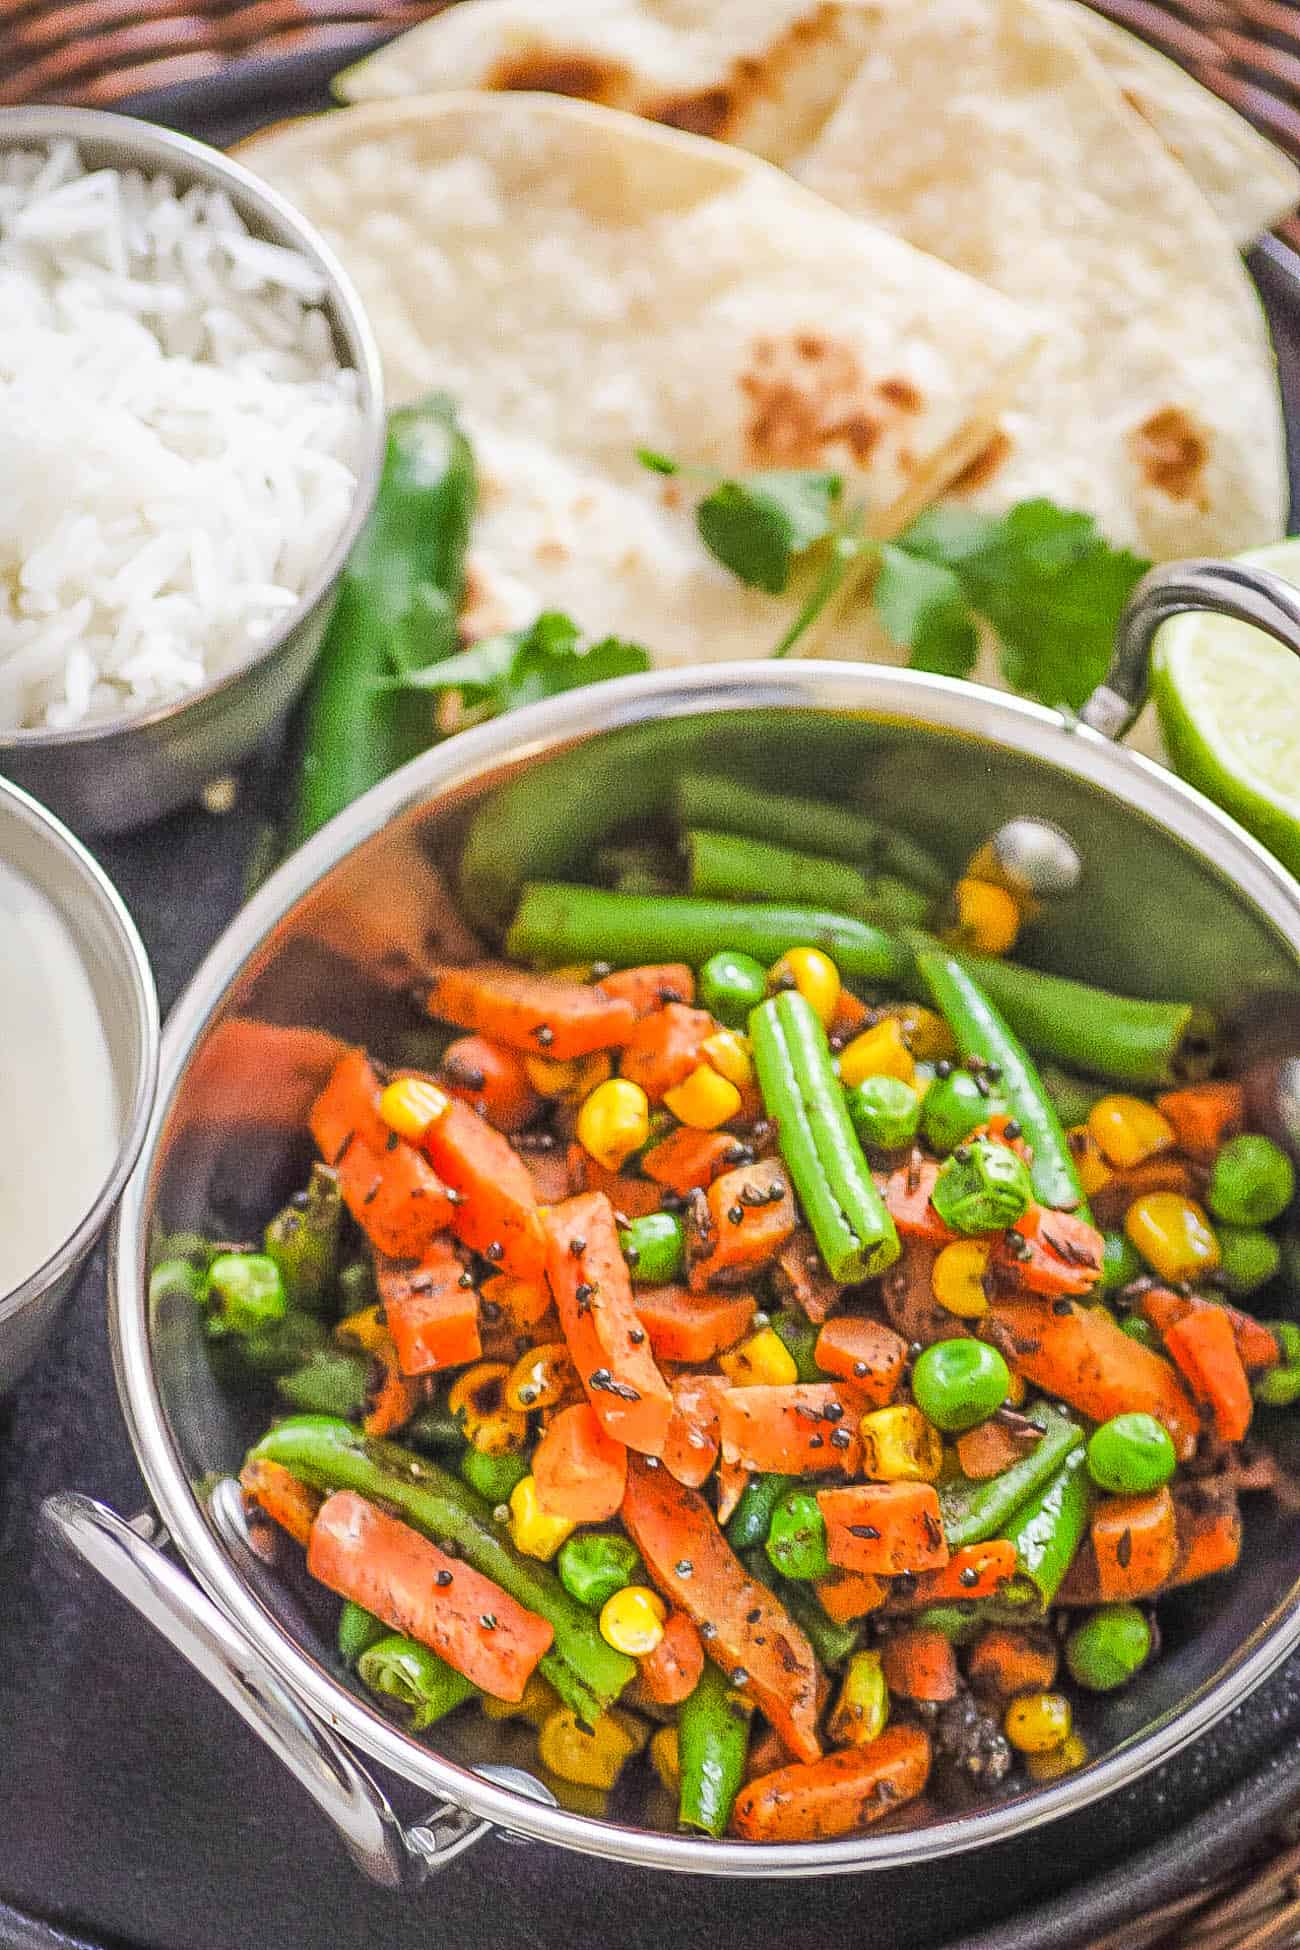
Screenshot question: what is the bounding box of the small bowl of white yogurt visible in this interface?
[0,777,157,1389]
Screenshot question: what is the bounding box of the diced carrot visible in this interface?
[520,1146,571,1205]
[598,964,696,1016]
[1164,1307,1253,1443]
[1139,1286,1279,1375]
[829,989,871,1040]
[731,1726,931,1843]
[642,1127,744,1196]
[239,1457,321,1547]
[881,1157,959,1245]
[814,1316,908,1404]
[880,1240,962,1349]
[638,1609,705,1706]
[955,1418,1032,1481]
[983,1298,1200,1461]
[480,1271,552,1330]
[308,1490,552,1701]
[662,1372,728,1488]
[689,1163,798,1290]
[423,1098,545,1281]
[1156,1082,1244,1162]
[618,1004,716,1103]
[719,1382,865,1476]
[533,1401,627,1521]
[880,1627,958,1702]
[337,1134,455,1261]
[967,1628,1059,1699]
[814,1570,888,1625]
[716,1449,750,1526]
[903,1540,1019,1606]
[993,1206,1105,1296]
[633,1285,756,1365]
[1223,1307,1281,1373]
[361,1339,422,1438]
[1092,1487,1177,1601]
[622,1455,822,1764]
[543,1192,674,1455]
[774,1229,845,1325]
[1091,1159,1195,1229]
[1169,1485,1242,1588]
[309,1046,387,1164]
[378,1242,481,1378]
[818,1483,949,1577]
[564,1144,665,1218]
[438,1035,541,1134]
[424,963,637,1061]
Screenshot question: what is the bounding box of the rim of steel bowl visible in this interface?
[109,660,1300,1876]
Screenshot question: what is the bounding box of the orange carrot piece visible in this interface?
[598,963,695,1016]
[617,1003,717,1102]
[480,1271,552,1330]
[240,1458,321,1547]
[438,1035,541,1134]
[774,1229,845,1325]
[544,1192,674,1455]
[689,1163,798,1290]
[622,1454,822,1764]
[904,1540,1019,1606]
[1155,1081,1244,1161]
[993,1206,1105,1296]
[983,1298,1200,1461]
[829,989,871,1040]
[967,1628,1059,1699]
[1091,1158,1196,1228]
[716,1449,750,1526]
[642,1127,745,1196]
[1169,1487,1242,1589]
[719,1382,865,1476]
[814,1570,888,1624]
[424,962,636,1061]
[661,1372,728,1488]
[533,1401,627,1521]
[564,1144,665,1218]
[955,1419,1031,1482]
[880,1627,959,1702]
[1140,1286,1279,1374]
[1164,1307,1253,1443]
[881,1158,959,1244]
[520,1146,571,1205]
[423,1098,545,1281]
[638,1608,705,1706]
[309,1046,387,1164]
[1092,1487,1177,1601]
[731,1726,930,1843]
[814,1316,908,1404]
[818,1483,949,1577]
[633,1285,756,1365]
[337,1135,456,1262]
[308,1490,552,1701]
[378,1242,482,1378]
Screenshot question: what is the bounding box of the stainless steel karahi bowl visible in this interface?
[0,105,386,836]
[0,775,157,1391]
[41,563,1300,1884]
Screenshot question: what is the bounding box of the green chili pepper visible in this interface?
[678,1659,752,1838]
[931,1138,1034,1235]
[846,1075,922,1151]
[939,1402,1083,1548]
[765,1488,830,1581]
[699,949,768,1027]
[769,1311,822,1383]
[921,1069,1008,1152]
[619,1211,686,1285]
[205,1252,287,1338]
[725,1473,796,1553]
[673,774,949,894]
[264,1163,343,1313]
[338,1601,387,1667]
[909,941,1087,1216]
[750,990,900,1282]
[356,1633,477,1730]
[286,394,475,851]
[248,1417,634,1722]
[459,1447,530,1505]
[1214,1224,1282,1295]
[557,1532,643,1610]
[1065,1605,1151,1692]
[998,1446,1092,1610]
[507,885,910,988]
[276,1347,369,1418]
[685,831,927,928]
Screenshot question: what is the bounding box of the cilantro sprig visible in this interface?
[384,610,651,718]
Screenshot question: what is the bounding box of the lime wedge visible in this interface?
[1150,537,1300,879]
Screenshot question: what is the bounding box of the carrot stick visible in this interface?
[983,1298,1199,1460]
[881,1157,960,1244]
[240,1457,321,1547]
[543,1192,674,1456]
[633,1286,755,1365]
[814,1316,908,1403]
[618,1003,716,1102]
[533,1402,627,1522]
[903,1540,1019,1605]
[689,1163,798,1290]
[814,1570,888,1624]
[337,1135,456,1260]
[661,1372,728,1488]
[642,1127,745,1196]
[731,1726,930,1842]
[1164,1307,1253,1443]
[378,1242,481,1377]
[309,1046,388,1165]
[1092,1487,1177,1601]
[597,963,695,1016]
[966,1628,1058,1698]
[1139,1286,1279,1374]
[307,1490,552,1701]
[1168,1486,1242,1588]
[716,1449,750,1526]
[719,1382,865,1476]
[424,962,637,1060]
[818,1483,949,1577]
[1155,1082,1244,1161]
[993,1206,1105,1296]
[880,1628,959,1702]
[438,1035,541,1133]
[638,1609,705,1706]
[423,1099,545,1281]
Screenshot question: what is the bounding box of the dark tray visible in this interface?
[4,49,1300,1950]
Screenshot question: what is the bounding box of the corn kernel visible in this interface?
[378,1075,449,1142]
[827,1649,890,1748]
[769,947,841,1026]
[1004,1691,1073,1755]
[527,1049,612,1100]
[1026,1732,1089,1783]
[538,1704,644,1790]
[946,879,1021,957]
[649,1725,680,1794]
[839,1017,916,1088]
[577,1076,650,1171]
[931,1239,992,1318]
[508,1475,577,1559]
[700,1030,755,1088]
[877,1003,957,1064]
[335,1304,390,1354]
[599,1584,667,1656]
[1125,1192,1221,1284]
[719,1326,800,1388]
[449,1362,529,1455]
[505,1340,578,1412]
[1067,1125,1115,1197]
[480,1670,560,1728]
[1087,1095,1176,1171]
[858,1403,943,1482]
[663,1064,742,1130]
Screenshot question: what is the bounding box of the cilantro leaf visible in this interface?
[873,545,979,678]
[386,610,651,717]
[696,471,844,594]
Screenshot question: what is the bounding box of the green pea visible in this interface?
[765,1488,830,1581]
[921,1069,1007,1152]
[619,1210,686,1284]
[1207,1134,1295,1226]
[847,1074,922,1150]
[1214,1223,1282,1296]
[912,1338,1010,1433]
[699,950,768,1028]
[1268,1319,1300,1365]
[557,1531,642,1610]
[770,1311,823,1383]
[1254,1364,1300,1407]
[1086,1413,1176,1495]
[459,1446,530,1505]
[337,1601,386,1667]
[1065,1605,1151,1692]
[1119,1315,1158,1351]
[931,1138,1033,1235]
[1100,1231,1144,1292]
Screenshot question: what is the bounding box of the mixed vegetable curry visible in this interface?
[172,776,1300,1844]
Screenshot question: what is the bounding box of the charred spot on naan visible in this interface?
[487,49,627,103]
[651,3,842,144]
[1130,407,1211,509]
[739,332,929,471]
[950,427,1013,494]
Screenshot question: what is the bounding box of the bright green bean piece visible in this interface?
[939,1402,1083,1548]
[678,1660,751,1837]
[673,774,949,893]
[357,1634,476,1730]
[264,1162,343,1313]
[998,1447,1092,1610]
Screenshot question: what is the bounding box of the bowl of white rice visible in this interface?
[0,106,386,834]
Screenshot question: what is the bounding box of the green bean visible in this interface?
[356,1634,477,1730]
[205,1253,287,1338]
[678,1661,752,1838]
[769,1311,822,1383]
[686,828,893,921]
[275,1347,369,1418]
[338,1601,386,1667]
[750,990,899,1281]
[248,1417,634,1722]
[765,1488,830,1581]
[673,774,949,894]
[264,1163,342,1313]
[724,1473,797,1553]
[745,1549,858,1666]
[404,1402,466,1453]
[235,1313,330,1378]
[939,1402,1083,1548]
[997,1447,1092,1610]
[1039,1065,1106,1128]
[506,885,910,987]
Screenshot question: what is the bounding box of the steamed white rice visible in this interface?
[0,141,363,731]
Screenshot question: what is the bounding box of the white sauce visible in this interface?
[0,860,119,1297]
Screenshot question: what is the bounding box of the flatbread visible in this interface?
[237,92,1039,665]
